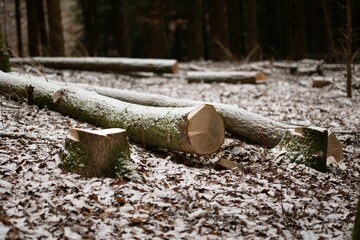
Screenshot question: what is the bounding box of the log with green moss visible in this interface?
[10,57,178,74]
[0,71,224,155]
[58,83,343,171]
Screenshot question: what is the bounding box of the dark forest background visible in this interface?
[1,0,360,62]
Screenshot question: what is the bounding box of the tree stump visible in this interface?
[60,128,134,178]
[280,126,327,172]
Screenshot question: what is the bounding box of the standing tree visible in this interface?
[37,0,48,54]
[245,0,257,56]
[26,0,40,56]
[292,0,306,59]
[15,0,23,56]
[228,0,243,59]
[46,0,65,56]
[0,24,10,72]
[346,0,352,98]
[187,0,204,60]
[208,0,229,60]
[148,0,170,58]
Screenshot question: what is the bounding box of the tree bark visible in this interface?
[245,0,257,55]
[0,72,224,155]
[10,57,178,74]
[37,0,48,55]
[187,71,265,84]
[26,0,40,56]
[58,83,289,148]
[0,25,10,72]
[346,0,352,98]
[46,0,65,56]
[187,0,204,60]
[227,0,243,58]
[64,83,343,163]
[15,0,23,56]
[61,128,134,178]
[208,0,229,61]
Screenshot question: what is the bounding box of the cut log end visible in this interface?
[172,62,178,74]
[185,104,225,155]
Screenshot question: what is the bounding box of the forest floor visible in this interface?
[1,60,360,239]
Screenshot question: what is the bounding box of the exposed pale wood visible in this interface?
[0,72,224,155]
[312,77,333,88]
[216,158,242,171]
[10,57,178,74]
[61,128,133,178]
[327,131,343,163]
[187,71,266,84]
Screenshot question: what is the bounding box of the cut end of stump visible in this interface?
[186,104,225,155]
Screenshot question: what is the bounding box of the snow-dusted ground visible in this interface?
[1,60,359,239]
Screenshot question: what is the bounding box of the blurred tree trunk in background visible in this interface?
[292,0,306,59]
[80,0,99,56]
[148,0,170,58]
[187,0,204,60]
[228,0,243,59]
[245,0,257,56]
[37,0,48,55]
[47,0,65,56]
[15,0,23,56]
[208,0,229,60]
[114,0,131,57]
[0,24,10,72]
[26,0,40,56]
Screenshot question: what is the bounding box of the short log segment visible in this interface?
[280,126,328,172]
[10,57,178,74]
[312,77,333,88]
[61,128,133,178]
[187,71,266,84]
[0,71,224,155]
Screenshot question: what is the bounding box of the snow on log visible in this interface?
[10,57,178,74]
[187,71,266,84]
[312,76,333,88]
[61,128,134,178]
[59,82,290,148]
[0,71,224,155]
[62,83,343,166]
[279,126,328,172]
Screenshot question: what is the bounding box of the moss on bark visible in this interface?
[353,196,360,240]
[280,127,327,172]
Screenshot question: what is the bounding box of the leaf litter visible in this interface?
[0,61,359,239]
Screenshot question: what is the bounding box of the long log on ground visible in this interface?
[61,83,343,165]
[56,82,290,148]
[10,57,178,74]
[0,71,224,155]
[187,71,266,84]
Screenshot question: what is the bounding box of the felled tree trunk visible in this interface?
[61,128,134,178]
[59,82,289,148]
[312,77,333,88]
[63,83,343,166]
[0,72,224,155]
[10,57,178,74]
[187,71,266,84]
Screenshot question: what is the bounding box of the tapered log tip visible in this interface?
[186,104,225,155]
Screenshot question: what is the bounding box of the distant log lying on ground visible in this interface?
[0,71,224,155]
[187,71,266,84]
[10,57,178,74]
